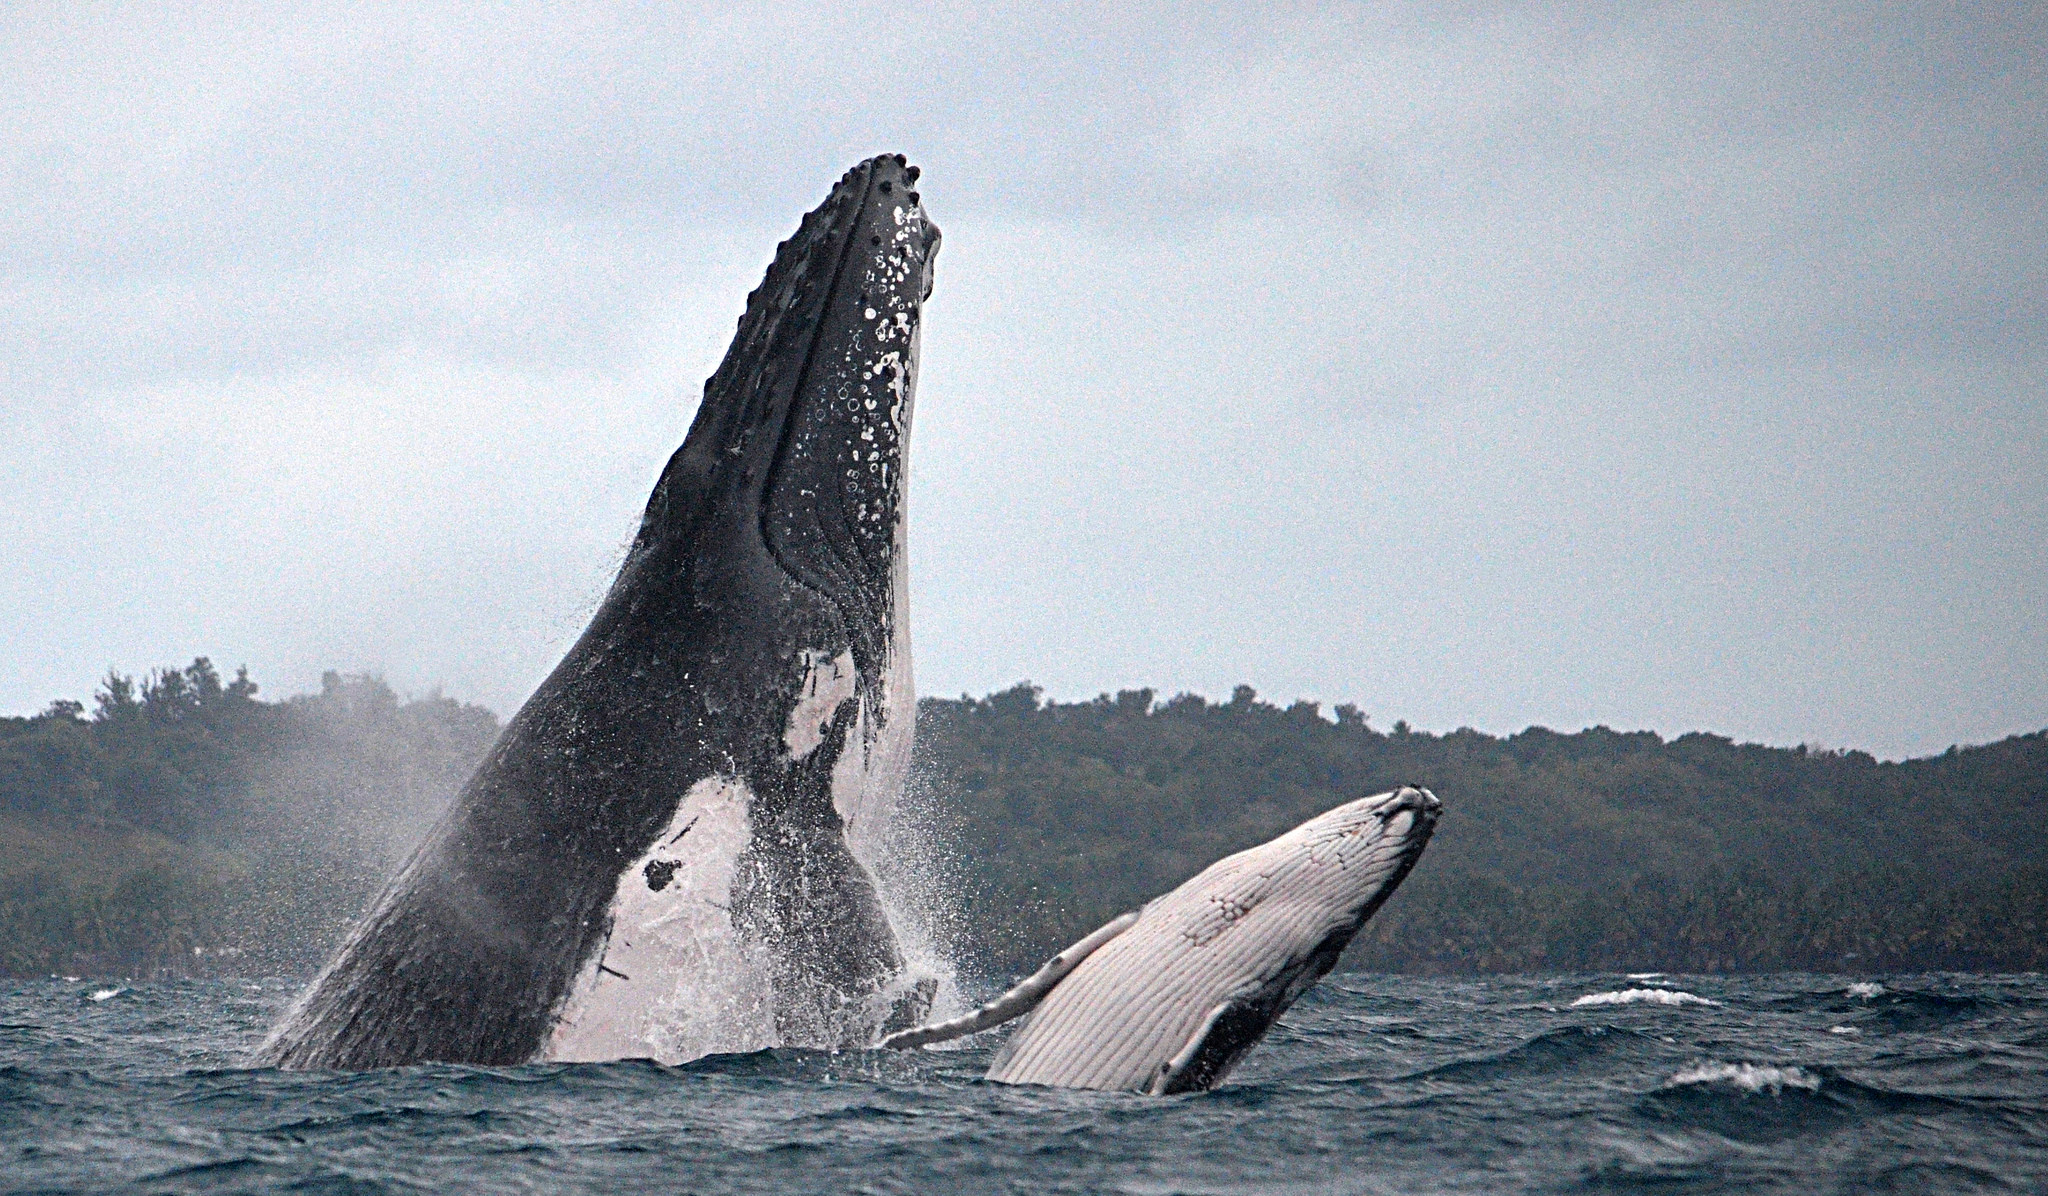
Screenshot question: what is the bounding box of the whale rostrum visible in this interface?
[883,787,1441,1093]
[259,155,941,1069]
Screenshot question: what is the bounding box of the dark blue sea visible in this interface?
[3,973,2044,1194]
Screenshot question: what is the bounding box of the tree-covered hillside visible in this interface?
[2,664,2042,978]
[913,685,2048,976]
[0,660,497,977]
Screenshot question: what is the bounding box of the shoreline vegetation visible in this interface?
[2,659,2042,980]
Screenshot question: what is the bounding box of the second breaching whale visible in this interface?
[260,155,943,1069]
[885,786,1440,1093]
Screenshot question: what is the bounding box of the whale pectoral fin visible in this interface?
[879,909,1142,1050]
[1147,997,1273,1095]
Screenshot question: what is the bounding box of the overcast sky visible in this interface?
[4,2,2042,759]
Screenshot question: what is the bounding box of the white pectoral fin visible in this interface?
[879,910,1142,1049]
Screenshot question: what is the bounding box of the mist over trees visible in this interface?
[2,663,2042,979]
[0,660,497,977]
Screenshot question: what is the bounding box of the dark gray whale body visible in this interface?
[261,155,940,1069]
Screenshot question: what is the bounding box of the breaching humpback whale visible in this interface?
[260,155,940,1069]
[884,786,1440,1093]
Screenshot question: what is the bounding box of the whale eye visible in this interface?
[879,181,892,193]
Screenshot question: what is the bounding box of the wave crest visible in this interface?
[1667,1061,1821,1094]
[1571,988,1719,1008]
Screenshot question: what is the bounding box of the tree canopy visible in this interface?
[913,684,2048,975]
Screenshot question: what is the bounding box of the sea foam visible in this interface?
[1667,1061,1821,1094]
[1571,988,1719,1008]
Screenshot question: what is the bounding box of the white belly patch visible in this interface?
[544,775,777,1064]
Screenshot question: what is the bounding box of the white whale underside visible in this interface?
[887,788,1434,1093]
[544,772,774,1062]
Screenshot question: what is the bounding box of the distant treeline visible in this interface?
[913,685,2048,976]
[2,664,2043,978]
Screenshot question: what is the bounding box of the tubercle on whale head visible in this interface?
[1387,785,1443,828]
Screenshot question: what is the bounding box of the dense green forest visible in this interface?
[2,662,2042,979]
[914,685,2048,975]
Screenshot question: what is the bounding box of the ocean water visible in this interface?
[3,973,2043,1194]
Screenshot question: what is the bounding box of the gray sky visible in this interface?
[4,2,2043,759]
